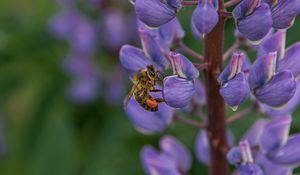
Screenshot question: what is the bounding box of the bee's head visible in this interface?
[146,65,157,79]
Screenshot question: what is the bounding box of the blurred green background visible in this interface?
[0,0,300,175]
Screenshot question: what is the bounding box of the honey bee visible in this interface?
[124,65,164,112]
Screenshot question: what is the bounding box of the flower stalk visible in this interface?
[204,0,229,174]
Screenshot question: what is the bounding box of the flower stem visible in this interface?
[173,114,206,128]
[204,0,228,174]
[224,0,241,8]
[178,41,204,61]
[226,105,255,125]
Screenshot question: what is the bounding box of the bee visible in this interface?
[124,65,164,112]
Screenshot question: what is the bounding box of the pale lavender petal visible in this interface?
[277,42,300,77]
[259,115,292,154]
[135,0,179,28]
[163,75,196,108]
[269,134,300,166]
[255,71,296,107]
[160,135,192,171]
[125,97,174,134]
[169,52,199,79]
[271,0,300,29]
[227,147,243,166]
[220,72,250,109]
[194,79,206,105]
[248,52,277,90]
[242,119,268,146]
[192,0,219,35]
[141,146,180,175]
[191,20,203,40]
[119,44,151,77]
[258,30,286,58]
[238,164,264,175]
[158,18,185,48]
[140,29,170,71]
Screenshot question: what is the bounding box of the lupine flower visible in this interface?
[259,82,300,117]
[248,52,296,107]
[277,42,300,78]
[227,140,264,175]
[263,0,300,29]
[233,0,273,42]
[195,129,234,165]
[101,10,136,50]
[135,0,181,28]
[163,52,199,108]
[256,153,292,175]
[192,0,219,37]
[218,51,250,110]
[141,135,192,175]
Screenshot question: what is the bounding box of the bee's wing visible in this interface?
[124,82,139,108]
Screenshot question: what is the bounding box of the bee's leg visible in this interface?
[154,98,165,103]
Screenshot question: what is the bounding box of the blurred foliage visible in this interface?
[0,0,300,175]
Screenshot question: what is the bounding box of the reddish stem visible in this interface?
[204,0,228,174]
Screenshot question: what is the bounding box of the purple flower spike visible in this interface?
[119,45,151,77]
[192,0,219,36]
[169,52,199,80]
[160,136,192,172]
[125,97,174,134]
[141,146,180,175]
[195,129,234,165]
[163,75,196,108]
[135,0,181,28]
[255,70,296,107]
[259,115,292,155]
[259,82,300,117]
[270,0,300,29]
[220,72,250,110]
[140,29,170,71]
[277,42,300,78]
[256,153,292,175]
[269,134,300,166]
[248,52,277,90]
[233,0,272,42]
[258,30,286,59]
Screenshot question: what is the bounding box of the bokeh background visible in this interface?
[0,0,300,174]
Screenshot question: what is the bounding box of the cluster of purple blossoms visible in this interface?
[119,0,300,174]
[49,0,137,104]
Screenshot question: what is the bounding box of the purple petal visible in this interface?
[227,147,243,166]
[248,52,277,90]
[191,20,203,40]
[158,18,185,48]
[271,0,300,29]
[259,115,292,154]
[259,82,300,117]
[269,134,300,166]
[119,44,151,77]
[234,3,273,42]
[141,146,180,175]
[258,30,286,59]
[238,164,264,175]
[194,79,206,105]
[220,72,250,109]
[233,0,262,19]
[192,0,219,35]
[255,70,296,107]
[277,42,300,78]
[242,119,269,146]
[163,75,196,108]
[140,29,170,72]
[160,135,192,171]
[169,52,199,79]
[256,153,292,175]
[135,0,179,28]
[125,97,174,134]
